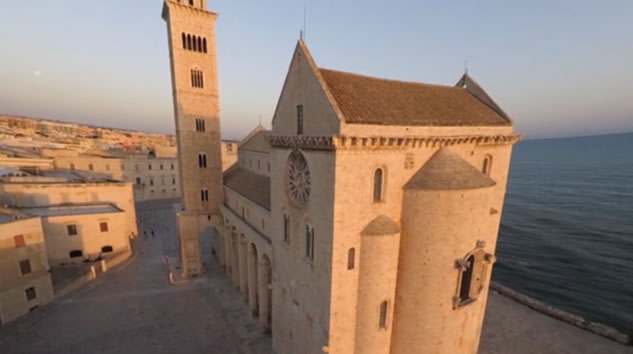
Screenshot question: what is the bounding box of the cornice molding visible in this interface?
[266,134,523,151]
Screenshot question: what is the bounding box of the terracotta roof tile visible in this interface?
[223,166,270,210]
[319,68,510,127]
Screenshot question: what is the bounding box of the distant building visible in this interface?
[17,203,130,265]
[0,171,138,240]
[0,208,54,324]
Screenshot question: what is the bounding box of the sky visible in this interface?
[0,0,631,140]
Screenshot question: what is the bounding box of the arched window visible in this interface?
[182,33,186,49]
[373,168,384,202]
[379,300,389,328]
[192,36,198,51]
[482,155,493,176]
[189,0,194,5]
[283,214,290,244]
[454,248,491,308]
[187,34,192,50]
[198,152,207,168]
[459,255,475,302]
[347,248,355,269]
[197,37,202,52]
[202,38,207,53]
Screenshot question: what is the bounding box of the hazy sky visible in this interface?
[0,1,631,140]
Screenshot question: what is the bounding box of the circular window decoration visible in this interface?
[285,150,311,207]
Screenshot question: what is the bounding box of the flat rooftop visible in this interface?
[18,203,122,217]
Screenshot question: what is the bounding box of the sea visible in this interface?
[493,132,633,333]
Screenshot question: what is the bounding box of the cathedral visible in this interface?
[162,1,519,353]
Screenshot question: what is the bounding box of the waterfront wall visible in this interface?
[490,282,631,345]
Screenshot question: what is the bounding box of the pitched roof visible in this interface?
[319,68,511,127]
[239,126,271,154]
[361,215,401,236]
[404,149,496,191]
[223,166,271,211]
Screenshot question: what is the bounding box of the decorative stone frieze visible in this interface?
[267,134,522,151]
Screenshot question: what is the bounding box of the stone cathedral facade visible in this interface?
[163,1,520,353]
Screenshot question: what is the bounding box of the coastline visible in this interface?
[489,281,631,345]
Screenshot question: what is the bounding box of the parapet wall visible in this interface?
[490,282,631,345]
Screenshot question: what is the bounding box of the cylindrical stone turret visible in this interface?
[391,148,497,354]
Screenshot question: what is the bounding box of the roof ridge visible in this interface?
[318,67,463,91]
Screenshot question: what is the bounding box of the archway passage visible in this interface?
[248,243,259,316]
[239,234,248,299]
[231,227,239,288]
[259,254,272,333]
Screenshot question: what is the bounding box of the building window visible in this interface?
[102,245,113,253]
[171,164,175,170]
[121,164,125,171]
[379,300,389,328]
[189,0,194,6]
[160,164,164,170]
[172,177,176,185]
[14,235,26,248]
[191,69,204,88]
[198,153,207,168]
[262,219,265,230]
[257,160,261,169]
[202,38,207,53]
[100,222,108,232]
[241,207,245,219]
[69,163,75,170]
[161,177,165,185]
[150,179,154,186]
[201,188,209,202]
[226,143,233,152]
[195,118,206,132]
[136,177,141,185]
[69,250,83,258]
[297,104,304,135]
[67,224,78,236]
[267,162,271,172]
[88,163,94,171]
[182,32,186,49]
[19,259,31,275]
[482,155,493,176]
[283,214,290,244]
[148,164,152,170]
[454,248,490,307]
[373,168,384,202]
[305,224,314,261]
[25,286,37,301]
[347,248,355,270]
[105,164,110,171]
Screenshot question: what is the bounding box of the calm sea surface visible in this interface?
[494,132,633,333]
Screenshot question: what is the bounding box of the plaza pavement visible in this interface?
[0,199,630,354]
[0,200,272,354]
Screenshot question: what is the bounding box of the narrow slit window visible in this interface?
[347,248,355,269]
[296,105,304,135]
[379,301,388,328]
[283,214,290,244]
[373,168,384,202]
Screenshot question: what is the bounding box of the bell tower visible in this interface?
[162,0,223,276]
